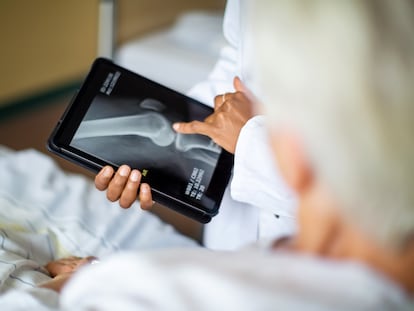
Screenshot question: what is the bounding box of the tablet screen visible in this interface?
[49,58,233,219]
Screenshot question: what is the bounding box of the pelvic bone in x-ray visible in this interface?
[73,98,220,166]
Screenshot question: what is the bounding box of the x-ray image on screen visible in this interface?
[70,92,221,205]
[73,97,220,166]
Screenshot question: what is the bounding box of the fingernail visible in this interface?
[103,166,112,177]
[141,184,149,193]
[119,165,129,177]
[173,123,180,130]
[130,170,140,182]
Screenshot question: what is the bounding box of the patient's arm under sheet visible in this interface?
[0,146,198,307]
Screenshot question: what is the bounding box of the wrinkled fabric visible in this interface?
[0,147,198,309]
[61,245,414,311]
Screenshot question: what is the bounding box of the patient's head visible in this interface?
[248,0,414,290]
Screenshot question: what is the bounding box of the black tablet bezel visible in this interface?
[47,58,233,223]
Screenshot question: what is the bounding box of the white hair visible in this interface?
[248,0,414,249]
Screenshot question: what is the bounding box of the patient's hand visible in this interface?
[95,165,153,210]
[40,256,98,292]
[45,256,97,277]
[173,77,256,154]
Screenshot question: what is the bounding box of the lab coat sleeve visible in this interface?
[230,116,297,218]
[186,0,241,106]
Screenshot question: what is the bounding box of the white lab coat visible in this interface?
[188,0,297,250]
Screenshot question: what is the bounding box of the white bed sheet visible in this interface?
[0,146,198,309]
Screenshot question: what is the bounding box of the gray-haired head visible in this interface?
[248,0,414,249]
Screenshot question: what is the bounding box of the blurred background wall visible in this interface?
[0,0,225,110]
[0,0,99,106]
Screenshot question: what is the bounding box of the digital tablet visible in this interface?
[48,58,233,223]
